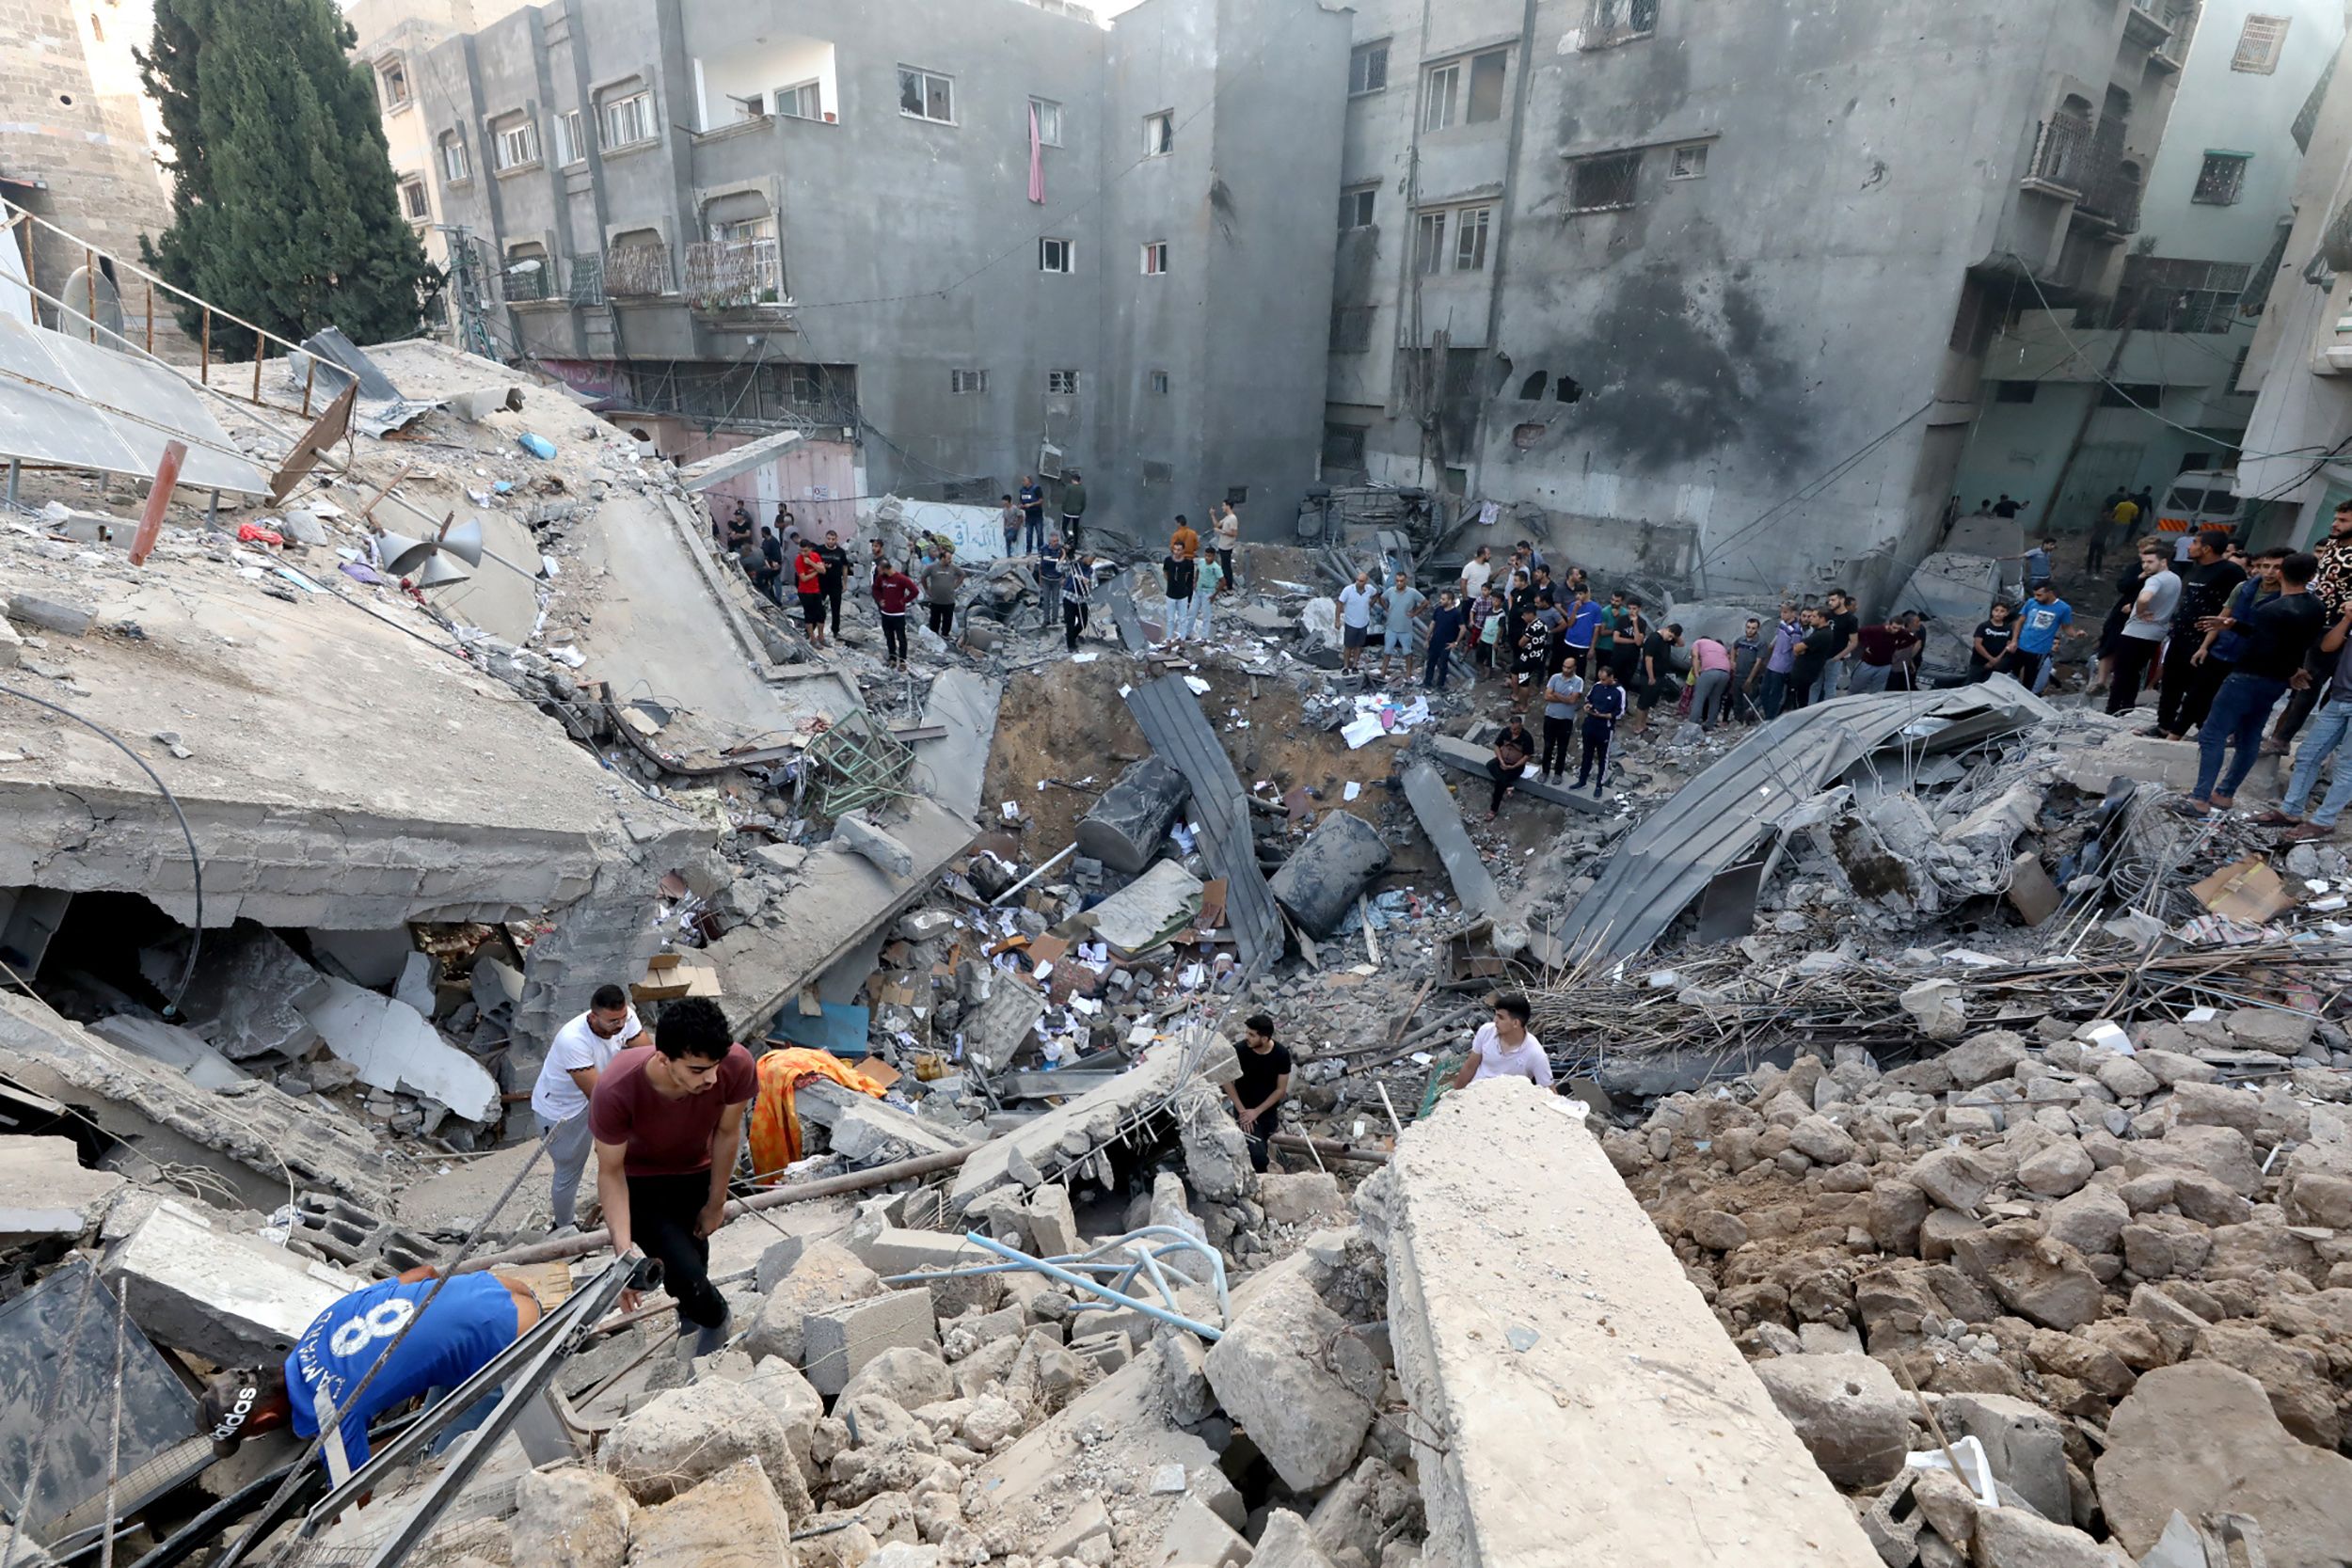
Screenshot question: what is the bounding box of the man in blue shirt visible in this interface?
[1562,588,1605,679]
[2012,583,2074,694]
[199,1266,540,1470]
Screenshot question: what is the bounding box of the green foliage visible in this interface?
[137,0,441,356]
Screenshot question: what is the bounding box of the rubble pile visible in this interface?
[1608,997,2352,1565]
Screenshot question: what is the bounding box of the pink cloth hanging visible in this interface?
[1028,103,1045,203]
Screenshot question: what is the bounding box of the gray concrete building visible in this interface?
[414,0,1347,535]
[1322,0,2188,608]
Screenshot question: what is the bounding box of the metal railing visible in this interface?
[683,236,784,311]
[566,254,606,307]
[2076,165,2142,232]
[2027,110,2091,193]
[501,260,551,302]
[603,243,674,297]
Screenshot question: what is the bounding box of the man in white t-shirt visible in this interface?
[1450,994,1552,1089]
[1458,544,1494,606]
[529,983,648,1230]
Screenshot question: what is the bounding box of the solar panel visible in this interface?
[0,311,272,496]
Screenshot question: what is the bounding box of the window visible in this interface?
[2192,151,2249,205]
[599,87,655,150]
[1322,423,1368,469]
[1466,50,1508,122]
[1452,206,1491,271]
[1331,306,1375,351]
[1349,40,1390,95]
[2099,382,2163,408]
[491,115,539,171]
[1583,0,1660,46]
[1414,209,1447,274]
[1030,97,1062,146]
[2233,14,2289,73]
[1422,61,1459,132]
[737,92,766,119]
[1143,111,1174,155]
[1668,143,1708,180]
[898,67,954,123]
[1040,237,1073,274]
[1047,370,1080,395]
[399,177,429,221]
[1993,380,2037,404]
[1569,150,1641,212]
[553,109,585,165]
[776,81,822,120]
[951,369,989,395]
[1141,241,1169,275]
[1340,185,1376,229]
[376,55,411,110]
[1151,370,1170,395]
[439,132,469,182]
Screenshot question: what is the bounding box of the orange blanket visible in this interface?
[748,1047,888,1183]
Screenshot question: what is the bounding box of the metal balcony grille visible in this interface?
[603,244,673,297]
[2028,109,2092,192]
[684,237,783,310]
[566,254,605,307]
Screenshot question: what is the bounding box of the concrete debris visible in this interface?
[174,922,329,1062]
[624,1456,797,1567]
[101,1199,365,1364]
[297,975,500,1122]
[0,1135,124,1245]
[833,810,918,879]
[1751,1352,1914,1488]
[1075,858,1206,958]
[88,1014,246,1090]
[511,1465,632,1568]
[601,1378,801,1504]
[803,1287,939,1397]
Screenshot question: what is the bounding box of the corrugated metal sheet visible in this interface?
[1555,676,2054,962]
[1122,675,1281,968]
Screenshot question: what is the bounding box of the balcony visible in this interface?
[501,259,553,303]
[2128,0,2200,70]
[2023,109,2091,197]
[2074,163,2142,235]
[604,244,675,298]
[684,236,787,312]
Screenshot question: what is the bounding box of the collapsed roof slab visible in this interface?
[1370,1078,1882,1568]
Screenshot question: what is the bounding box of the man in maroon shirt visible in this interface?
[590,995,755,1354]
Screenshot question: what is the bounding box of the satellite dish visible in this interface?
[414,552,472,588]
[438,517,485,566]
[376,531,436,574]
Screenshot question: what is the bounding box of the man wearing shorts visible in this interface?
[1336,570,1378,676]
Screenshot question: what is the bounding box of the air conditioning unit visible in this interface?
[1038,442,1064,479]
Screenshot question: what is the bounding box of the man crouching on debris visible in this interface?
[199,1264,542,1471]
[591,995,755,1356]
[1225,1014,1291,1173]
[1451,993,1553,1091]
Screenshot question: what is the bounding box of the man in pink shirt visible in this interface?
[1688,634,1736,729]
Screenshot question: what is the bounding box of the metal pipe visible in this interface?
[1271,1132,1391,1164]
[989,842,1078,907]
[961,1232,1224,1340]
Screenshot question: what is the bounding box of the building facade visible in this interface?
[1952,0,2340,537]
[1322,0,2188,608]
[409,0,1348,531]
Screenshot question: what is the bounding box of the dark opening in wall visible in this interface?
[1518,372,1549,400]
[1556,376,1583,404]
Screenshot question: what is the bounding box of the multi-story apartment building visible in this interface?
[1322,0,2188,607]
[1953,0,2340,533]
[411,0,1348,532]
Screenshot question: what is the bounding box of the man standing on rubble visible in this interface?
[1812,590,1860,705]
[873,558,918,670]
[1337,569,1377,676]
[592,995,755,1355]
[923,546,964,640]
[1062,553,1096,652]
[1225,1014,1290,1174]
[2265,499,2352,755]
[2106,544,2182,717]
[1018,475,1047,555]
[1760,605,1801,718]
[1575,664,1629,792]
[817,530,851,641]
[1381,569,1426,683]
[2180,550,2327,816]
[2151,529,2244,740]
[530,984,649,1234]
[1061,469,1089,551]
[1450,994,1551,1090]
[2012,582,2074,694]
[1163,524,1201,645]
[1211,498,1240,591]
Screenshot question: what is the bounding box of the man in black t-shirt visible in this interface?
[816,530,851,638]
[2153,529,2244,739]
[1969,602,2015,682]
[2183,550,2327,814]
[1787,607,1837,711]
[1224,1014,1291,1174]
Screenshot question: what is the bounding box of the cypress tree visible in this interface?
[137,0,440,356]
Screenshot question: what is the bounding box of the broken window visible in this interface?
[2192,150,2249,204]
[490,114,539,171]
[1141,240,1169,275]
[1151,369,1169,395]
[898,66,954,123]
[1519,372,1549,400]
[599,86,655,149]
[1349,40,1390,95]
[1422,61,1459,132]
[1993,380,2037,404]
[1583,0,1660,47]
[1330,306,1375,351]
[951,368,989,394]
[1414,210,1447,274]
[1040,237,1073,274]
[2233,13,2289,72]
[778,81,823,121]
[1046,369,1080,395]
[1143,110,1174,156]
[1340,186,1376,230]
[1322,422,1367,471]
[376,55,411,110]
[1465,50,1508,123]
[439,132,469,182]
[399,177,429,222]
[1030,97,1062,146]
[1568,150,1640,212]
[1453,206,1491,271]
[1668,143,1708,180]
[553,109,585,165]
[2098,382,2163,408]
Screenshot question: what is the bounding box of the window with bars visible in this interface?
[2112,256,2253,333]
[399,178,429,222]
[2232,13,2289,72]
[951,369,989,394]
[1323,423,1368,470]
[1568,150,1641,212]
[567,254,605,306]
[2192,151,2249,204]
[440,132,469,182]
[491,115,539,171]
[1340,186,1376,229]
[1350,40,1390,95]
[599,87,655,149]
[1047,370,1080,395]
[898,67,954,123]
[1330,306,1375,351]
[1583,0,1660,48]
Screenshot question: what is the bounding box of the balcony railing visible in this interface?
[2026,110,2091,194]
[501,260,551,302]
[684,236,785,311]
[2075,165,2142,233]
[568,254,606,307]
[604,244,675,298]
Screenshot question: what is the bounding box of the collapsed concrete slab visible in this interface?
[914,669,1000,822]
[170,922,329,1062]
[1076,757,1191,876]
[1075,860,1204,958]
[0,1134,124,1245]
[961,972,1048,1077]
[102,1199,366,1364]
[1400,760,1499,918]
[1369,1078,1882,1567]
[296,975,499,1122]
[88,1014,246,1090]
[794,1079,975,1165]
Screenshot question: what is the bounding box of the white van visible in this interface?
[2153,470,2245,549]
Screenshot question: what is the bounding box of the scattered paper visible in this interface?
[1000,800,1023,821]
[1184,675,1213,695]
[1341,715,1386,749]
[1343,781,1361,801]
[1072,651,1100,663]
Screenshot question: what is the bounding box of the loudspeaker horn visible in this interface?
[413,552,472,589]
[437,517,485,567]
[376,531,436,575]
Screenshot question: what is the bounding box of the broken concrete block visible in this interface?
[1907,1148,1992,1214]
[88,1015,246,1091]
[1026,1183,1080,1257]
[834,1344,952,1412]
[1082,859,1206,958]
[1077,756,1192,875]
[1155,1494,1253,1568]
[297,976,498,1121]
[1950,1221,2103,1331]
[1751,1353,1912,1488]
[306,927,417,990]
[0,1135,124,1245]
[742,1238,882,1367]
[512,1464,632,1568]
[833,811,916,878]
[803,1288,938,1397]
[1180,1091,1254,1202]
[102,1200,365,1364]
[1253,1510,1337,1568]
[1266,811,1391,939]
[602,1379,798,1504]
[1967,1507,2128,1567]
[1941,1029,2026,1089]
[1258,1172,1343,1226]
[175,922,329,1061]
[1201,1270,1373,1491]
[1040,1497,1113,1558]
[960,973,1048,1076]
[2006,851,2062,926]
[7,594,95,636]
[624,1455,795,1566]
[1936,1393,2070,1523]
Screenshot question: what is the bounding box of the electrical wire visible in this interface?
[0,685,204,1010]
[1697,400,1935,567]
